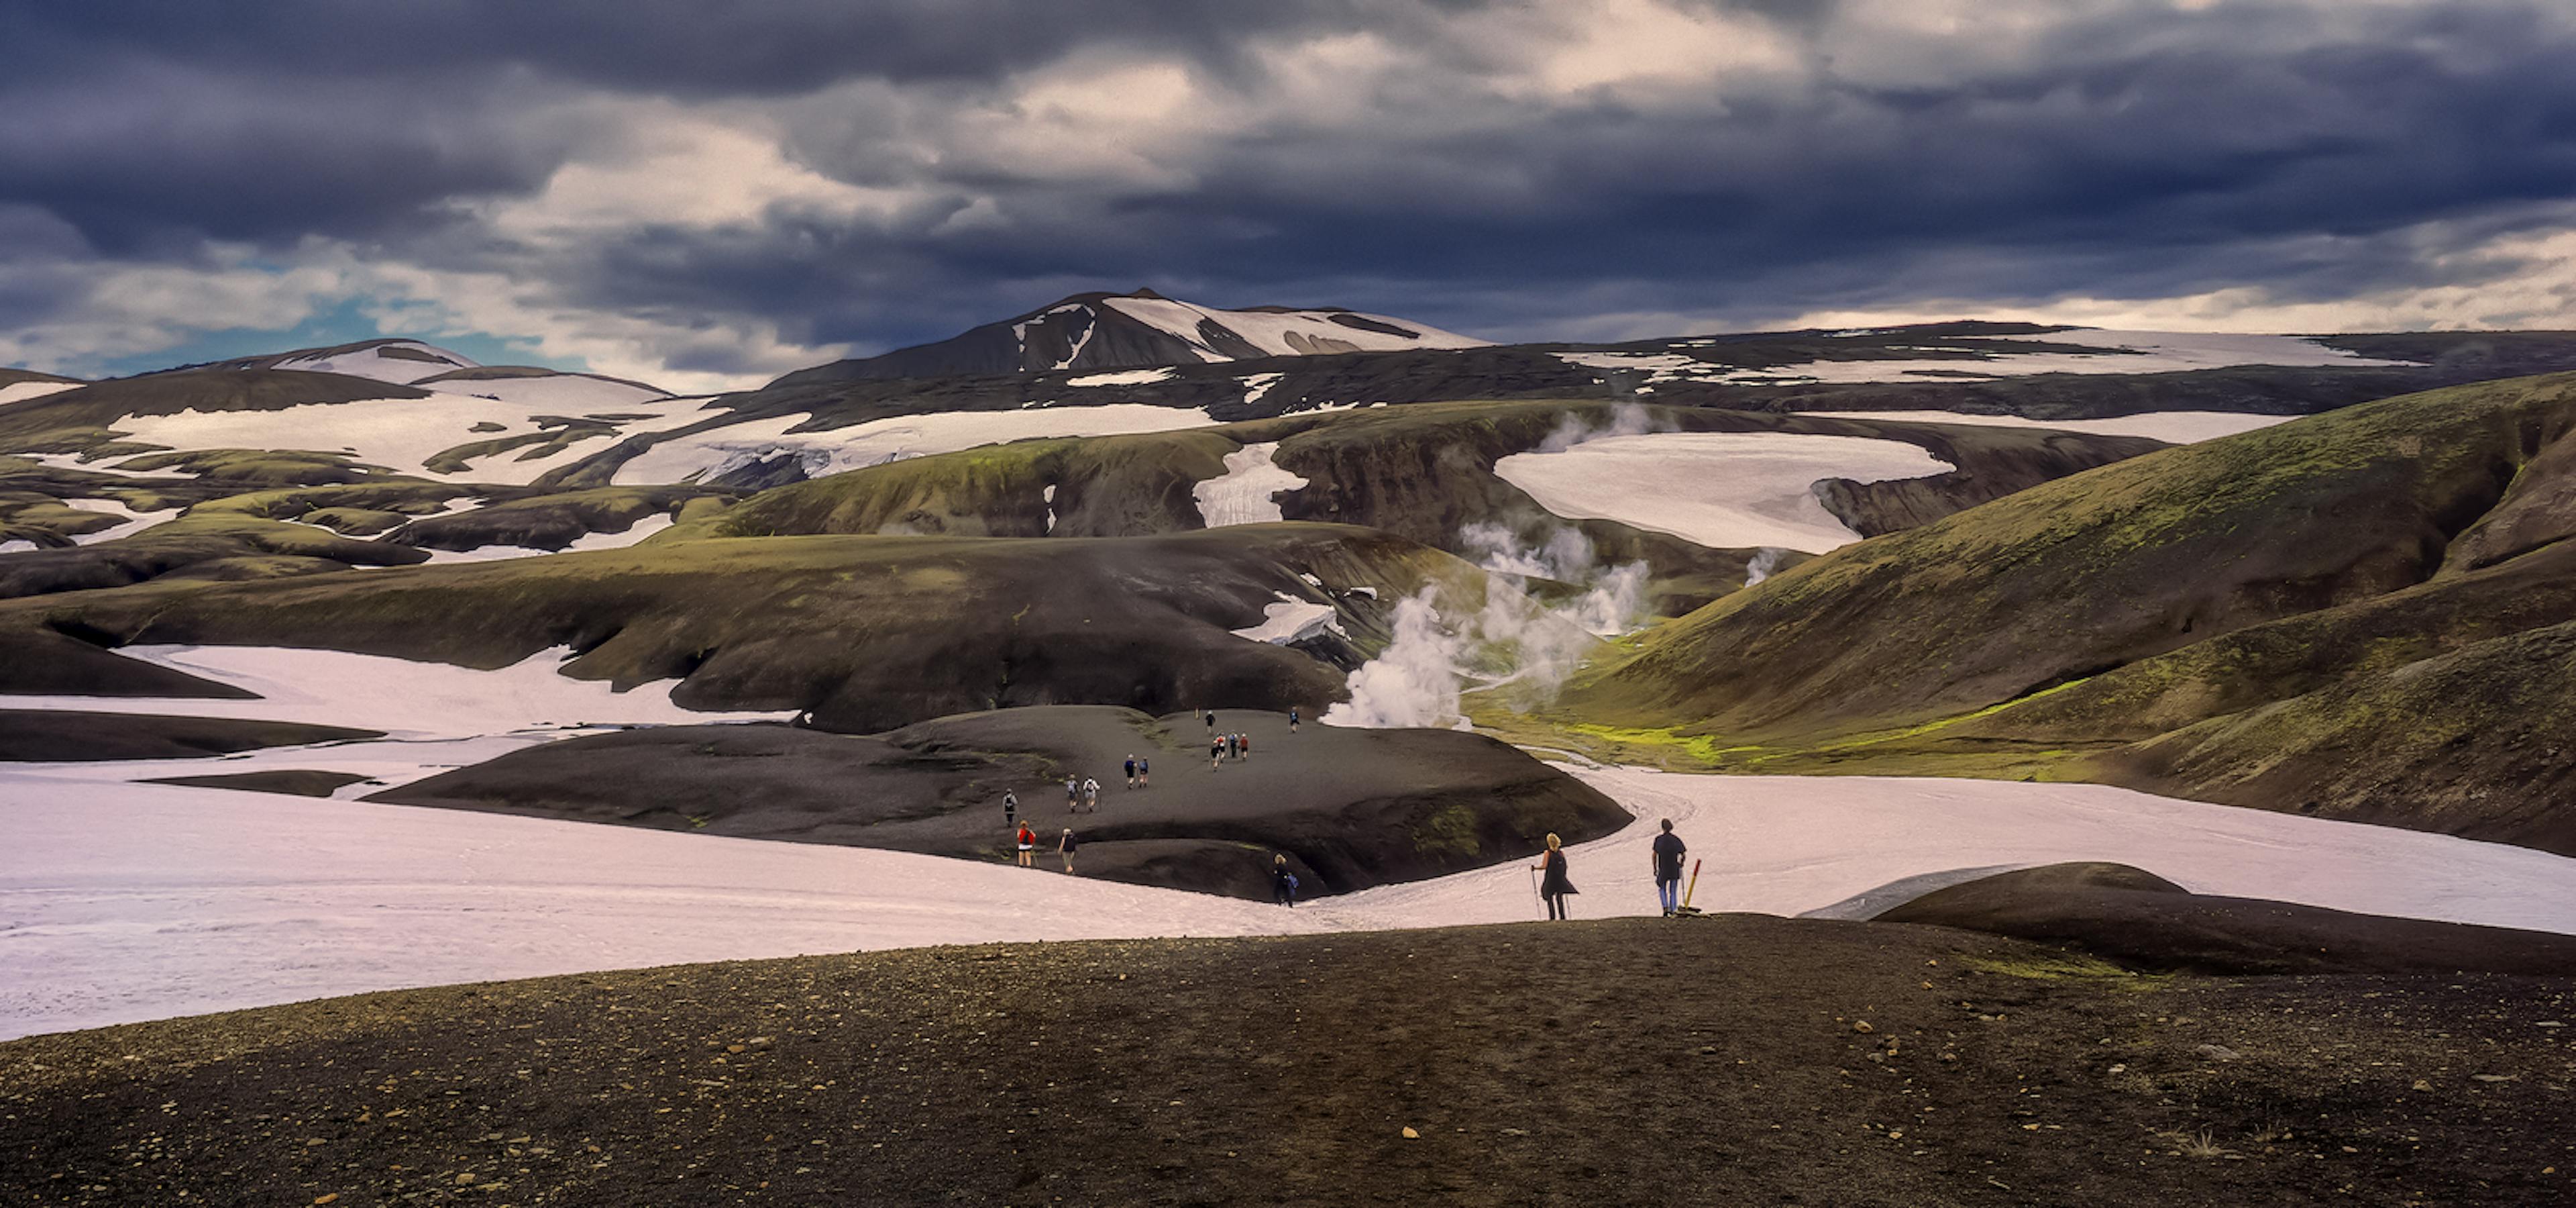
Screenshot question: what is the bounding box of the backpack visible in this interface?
[1285,873,1299,891]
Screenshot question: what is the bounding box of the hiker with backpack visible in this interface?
[1651,819,1687,917]
[1059,828,1079,874]
[1003,791,1018,829]
[1124,754,1138,789]
[1273,854,1299,908]
[1289,706,1300,734]
[1211,733,1224,770]
[1137,756,1150,788]
[1081,776,1101,813]
[1065,775,1079,813]
[1534,833,1577,921]
[1015,823,1038,868]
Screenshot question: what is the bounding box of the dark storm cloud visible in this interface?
[0,1,1403,95]
[6,0,2576,377]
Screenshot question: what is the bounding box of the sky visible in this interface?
[4,0,2575,393]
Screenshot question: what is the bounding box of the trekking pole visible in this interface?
[1680,859,1702,914]
[1527,864,1540,913]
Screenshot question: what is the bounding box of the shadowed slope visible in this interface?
[0,525,1484,731]
[1878,862,2576,976]
[372,706,1629,899]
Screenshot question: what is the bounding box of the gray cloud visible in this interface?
[4,0,2575,383]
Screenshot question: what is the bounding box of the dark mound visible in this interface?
[373,706,1627,899]
[382,485,725,552]
[0,525,1473,730]
[0,709,380,761]
[0,628,248,699]
[141,769,376,797]
[7,918,2571,1206]
[1878,862,2576,977]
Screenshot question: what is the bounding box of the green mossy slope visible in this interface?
[0,525,1483,731]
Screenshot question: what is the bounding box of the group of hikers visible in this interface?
[1205,707,1287,768]
[999,707,1303,877]
[989,705,1696,922]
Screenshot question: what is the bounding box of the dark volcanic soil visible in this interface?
[0,709,380,761]
[1878,863,2576,978]
[4,917,2570,1206]
[370,707,1629,899]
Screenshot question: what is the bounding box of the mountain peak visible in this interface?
[771,291,1488,389]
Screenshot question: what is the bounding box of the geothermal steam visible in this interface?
[1328,404,1674,729]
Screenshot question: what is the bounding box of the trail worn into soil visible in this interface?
[5,916,2570,1205]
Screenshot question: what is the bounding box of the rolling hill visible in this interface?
[1562,372,2576,854]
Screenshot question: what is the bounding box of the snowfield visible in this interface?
[112,391,719,485]
[0,785,1333,1042]
[1313,768,2576,938]
[8,757,2575,1041]
[1807,409,2296,444]
[1192,442,1307,526]
[1493,432,1951,552]
[0,644,785,741]
[612,404,1220,485]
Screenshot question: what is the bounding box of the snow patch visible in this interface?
[64,497,183,544]
[0,644,782,736]
[1496,432,1951,553]
[1066,367,1178,388]
[111,391,716,485]
[272,340,478,385]
[0,381,80,406]
[1807,409,2297,445]
[1230,593,1343,644]
[425,372,669,410]
[415,513,674,563]
[1719,330,2418,385]
[1103,297,1488,361]
[1191,442,1307,527]
[19,452,196,479]
[1240,372,1285,405]
[614,404,1218,486]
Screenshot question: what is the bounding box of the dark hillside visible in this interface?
[5,917,2569,1205]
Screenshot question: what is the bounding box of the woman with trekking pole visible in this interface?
[1532,833,1576,921]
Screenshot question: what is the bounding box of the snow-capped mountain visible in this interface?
[771,289,1489,388]
[209,338,673,407]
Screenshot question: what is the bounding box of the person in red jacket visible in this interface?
[1015,823,1037,868]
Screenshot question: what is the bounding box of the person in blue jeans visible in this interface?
[1651,819,1687,916]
